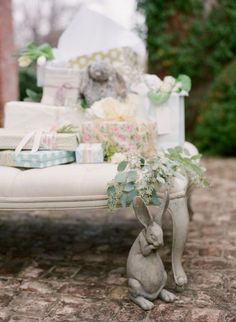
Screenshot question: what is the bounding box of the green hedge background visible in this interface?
[19,0,236,155]
[138,0,236,155]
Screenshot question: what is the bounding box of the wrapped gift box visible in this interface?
[4,101,87,132]
[40,65,81,107]
[78,121,157,157]
[69,47,142,87]
[76,143,104,164]
[0,150,75,168]
[54,4,145,86]
[137,92,186,150]
[38,47,142,105]
[0,129,79,152]
[151,93,186,150]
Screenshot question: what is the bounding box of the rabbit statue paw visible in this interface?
[127,195,176,311]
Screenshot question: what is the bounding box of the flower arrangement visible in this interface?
[107,147,207,210]
[18,42,54,68]
[132,74,192,106]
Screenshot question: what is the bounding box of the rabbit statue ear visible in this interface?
[133,196,153,228]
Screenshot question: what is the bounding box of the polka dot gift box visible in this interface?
[0,150,75,169]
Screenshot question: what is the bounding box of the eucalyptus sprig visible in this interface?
[56,123,79,134]
[107,147,207,210]
[165,147,208,187]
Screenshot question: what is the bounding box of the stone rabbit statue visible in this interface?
[79,60,127,107]
[127,195,176,310]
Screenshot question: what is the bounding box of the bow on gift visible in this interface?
[55,82,76,106]
[44,82,79,106]
[15,129,56,155]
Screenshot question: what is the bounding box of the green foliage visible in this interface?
[165,147,208,186]
[138,0,236,81]
[19,68,42,101]
[138,0,203,77]
[177,75,192,92]
[147,74,191,105]
[80,97,89,109]
[103,143,118,162]
[148,90,170,105]
[18,42,53,101]
[56,123,79,133]
[107,147,207,210]
[117,160,128,172]
[24,89,42,102]
[20,42,54,63]
[138,0,236,154]
[195,59,236,155]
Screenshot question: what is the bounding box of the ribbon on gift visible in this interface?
[0,151,13,166]
[15,129,56,155]
[55,83,74,106]
[43,82,79,106]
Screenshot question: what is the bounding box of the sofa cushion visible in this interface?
[0,163,188,210]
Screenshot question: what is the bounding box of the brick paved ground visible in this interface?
[0,158,235,322]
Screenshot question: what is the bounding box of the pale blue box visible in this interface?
[76,143,104,163]
[0,150,75,168]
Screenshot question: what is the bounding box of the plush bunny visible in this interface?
[79,60,127,107]
[127,195,176,310]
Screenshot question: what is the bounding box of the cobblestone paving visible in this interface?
[0,158,235,322]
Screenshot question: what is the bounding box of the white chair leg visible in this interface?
[187,181,195,221]
[169,197,189,287]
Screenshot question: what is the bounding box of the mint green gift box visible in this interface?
[0,150,75,168]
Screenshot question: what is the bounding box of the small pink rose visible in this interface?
[83,134,92,142]
[127,125,134,132]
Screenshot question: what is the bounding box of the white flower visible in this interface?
[37,55,47,66]
[111,153,127,164]
[132,75,163,95]
[88,97,136,121]
[160,82,173,93]
[117,101,136,121]
[131,82,149,95]
[87,100,106,119]
[88,97,120,120]
[144,74,163,91]
[18,55,32,67]
[163,76,176,87]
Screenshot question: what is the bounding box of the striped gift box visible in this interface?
[76,143,104,164]
[0,129,79,152]
[0,150,75,168]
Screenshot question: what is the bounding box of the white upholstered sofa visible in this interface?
[0,162,190,287]
[0,98,196,288]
